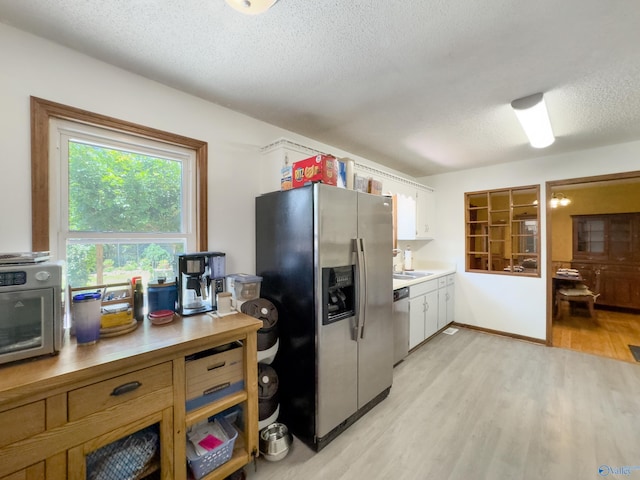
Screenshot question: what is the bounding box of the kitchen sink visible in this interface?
[393,271,433,280]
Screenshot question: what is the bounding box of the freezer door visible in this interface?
[316,185,359,438]
[316,313,359,438]
[357,193,394,408]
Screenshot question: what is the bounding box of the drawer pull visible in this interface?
[207,361,226,371]
[203,382,231,396]
[111,381,142,396]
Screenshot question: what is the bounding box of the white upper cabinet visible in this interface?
[396,193,417,240]
[397,187,436,240]
[415,188,436,240]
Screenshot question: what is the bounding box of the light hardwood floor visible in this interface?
[553,304,640,363]
[247,328,640,480]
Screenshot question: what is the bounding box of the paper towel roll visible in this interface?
[345,158,355,190]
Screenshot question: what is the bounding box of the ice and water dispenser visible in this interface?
[322,265,355,325]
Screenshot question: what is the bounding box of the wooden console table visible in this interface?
[0,312,261,480]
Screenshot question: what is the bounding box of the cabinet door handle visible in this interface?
[425,301,429,312]
[111,381,142,396]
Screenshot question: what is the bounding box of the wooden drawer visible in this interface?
[185,344,243,402]
[0,401,45,448]
[438,276,447,288]
[68,362,172,421]
[447,274,455,285]
[409,278,438,298]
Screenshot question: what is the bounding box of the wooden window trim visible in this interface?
[30,97,208,252]
[465,185,540,277]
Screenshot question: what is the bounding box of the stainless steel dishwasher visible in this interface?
[393,287,410,366]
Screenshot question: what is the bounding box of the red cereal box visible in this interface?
[292,155,338,188]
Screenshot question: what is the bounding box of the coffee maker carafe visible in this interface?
[177,252,225,316]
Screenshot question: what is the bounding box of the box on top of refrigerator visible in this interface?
[292,155,338,188]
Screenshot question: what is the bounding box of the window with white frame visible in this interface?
[47,118,198,287]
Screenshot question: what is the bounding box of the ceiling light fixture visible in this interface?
[549,193,571,208]
[225,0,279,14]
[511,92,555,149]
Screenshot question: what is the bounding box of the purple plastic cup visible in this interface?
[72,292,102,345]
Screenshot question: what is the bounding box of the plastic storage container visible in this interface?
[186,416,238,480]
[226,274,262,305]
[148,309,175,325]
[147,280,177,313]
[185,342,244,411]
[240,298,278,351]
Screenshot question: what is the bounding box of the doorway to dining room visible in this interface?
[546,171,640,363]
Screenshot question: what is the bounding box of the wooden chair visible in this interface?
[555,272,600,320]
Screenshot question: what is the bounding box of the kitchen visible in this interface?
[1,1,640,479]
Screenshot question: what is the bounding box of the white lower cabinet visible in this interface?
[409,279,439,349]
[437,275,455,329]
[424,290,439,339]
[437,277,447,330]
[446,274,455,325]
[409,297,425,349]
[409,274,455,349]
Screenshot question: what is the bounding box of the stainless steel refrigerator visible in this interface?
[255,183,393,451]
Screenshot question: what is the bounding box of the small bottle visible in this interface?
[281,153,292,190]
[134,281,144,322]
[404,246,413,271]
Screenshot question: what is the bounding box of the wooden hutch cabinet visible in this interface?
[571,213,640,309]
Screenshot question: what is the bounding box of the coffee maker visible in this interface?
[177,252,226,316]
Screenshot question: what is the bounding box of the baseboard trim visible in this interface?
[453,322,546,345]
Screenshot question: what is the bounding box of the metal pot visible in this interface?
[259,423,292,462]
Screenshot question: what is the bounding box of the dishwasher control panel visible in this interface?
[393,287,409,301]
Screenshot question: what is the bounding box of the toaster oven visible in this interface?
[0,262,64,366]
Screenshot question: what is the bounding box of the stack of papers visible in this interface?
[0,251,50,265]
[556,268,580,277]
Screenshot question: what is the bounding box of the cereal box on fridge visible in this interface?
[292,155,338,188]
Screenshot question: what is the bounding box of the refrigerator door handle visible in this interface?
[352,238,362,341]
[357,237,368,339]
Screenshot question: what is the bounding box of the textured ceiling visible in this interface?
[1,0,640,176]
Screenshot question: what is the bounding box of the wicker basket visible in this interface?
[186,416,238,480]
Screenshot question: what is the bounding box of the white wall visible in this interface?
[0,23,403,275]
[419,141,640,340]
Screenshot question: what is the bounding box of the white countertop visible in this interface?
[392,267,456,290]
